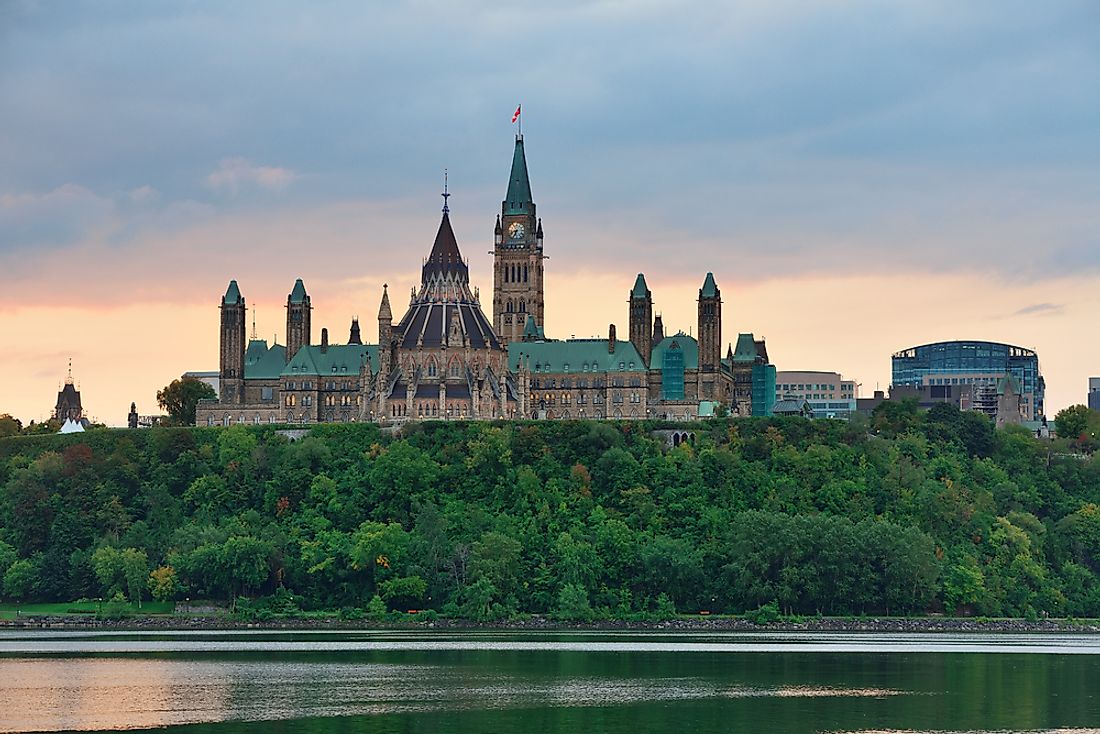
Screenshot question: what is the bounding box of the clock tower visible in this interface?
[493,135,545,345]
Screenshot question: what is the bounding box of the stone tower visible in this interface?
[285,278,311,362]
[219,280,246,404]
[493,135,545,345]
[377,283,393,378]
[697,272,722,383]
[628,273,653,366]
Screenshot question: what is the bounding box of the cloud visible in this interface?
[1012,302,1064,317]
[205,157,296,195]
[128,185,159,203]
[0,183,116,251]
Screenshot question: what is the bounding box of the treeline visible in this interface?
[2,403,1100,619]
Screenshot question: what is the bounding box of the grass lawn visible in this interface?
[0,600,175,620]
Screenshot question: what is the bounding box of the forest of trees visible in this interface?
[2,402,1100,620]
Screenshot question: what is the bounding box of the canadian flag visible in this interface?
[512,105,521,123]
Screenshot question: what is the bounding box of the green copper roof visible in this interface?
[282,343,380,377]
[731,333,760,363]
[289,278,308,304]
[504,137,533,215]
[649,333,698,370]
[508,339,646,373]
[243,340,287,380]
[631,273,650,299]
[223,280,242,305]
[522,315,544,340]
[700,272,719,298]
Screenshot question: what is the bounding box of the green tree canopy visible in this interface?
[157,378,217,426]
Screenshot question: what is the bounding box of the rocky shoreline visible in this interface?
[3,614,1099,633]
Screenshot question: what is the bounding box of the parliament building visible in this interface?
[196,136,776,426]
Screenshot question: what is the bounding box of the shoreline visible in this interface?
[3,615,1099,633]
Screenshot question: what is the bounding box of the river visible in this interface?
[1,629,1098,733]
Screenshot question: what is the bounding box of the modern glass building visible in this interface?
[891,340,1044,420]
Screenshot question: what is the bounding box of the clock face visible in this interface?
[508,222,525,240]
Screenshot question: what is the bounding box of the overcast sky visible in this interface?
[2,0,1098,424]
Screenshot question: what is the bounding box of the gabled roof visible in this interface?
[504,137,534,216]
[282,343,380,377]
[223,280,242,305]
[508,339,647,373]
[244,340,287,380]
[631,273,650,299]
[700,272,719,298]
[651,332,699,369]
[289,278,308,304]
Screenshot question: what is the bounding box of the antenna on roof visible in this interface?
[442,168,450,213]
[251,309,257,340]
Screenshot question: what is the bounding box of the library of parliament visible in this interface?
[196,136,776,426]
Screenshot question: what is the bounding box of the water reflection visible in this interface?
[0,631,1098,733]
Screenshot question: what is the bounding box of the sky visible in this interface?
[1,0,1098,425]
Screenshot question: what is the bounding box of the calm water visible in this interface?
[1,629,1099,733]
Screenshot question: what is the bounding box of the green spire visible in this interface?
[700,272,719,298]
[631,273,650,299]
[222,280,242,304]
[289,278,307,304]
[504,136,533,215]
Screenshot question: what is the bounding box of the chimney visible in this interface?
[321,327,329,353]
[608,324,616,354]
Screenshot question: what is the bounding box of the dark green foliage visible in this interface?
[0,416,1098,617]
[156,378,217,426]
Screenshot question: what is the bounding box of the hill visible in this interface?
[1,406,1099,620]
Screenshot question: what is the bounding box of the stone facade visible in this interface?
[196,134,775,427]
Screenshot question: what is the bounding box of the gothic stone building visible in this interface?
[196,135,774,426]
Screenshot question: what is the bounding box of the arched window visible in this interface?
[449,359,461,378]
[523,265,528,282]
[506,300,514,313]
[518,299,525,313]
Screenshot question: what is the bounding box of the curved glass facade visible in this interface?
[891,340,1044,418]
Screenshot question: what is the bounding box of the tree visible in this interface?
[148,565,181,602]
[554,583,593,621]
[91,547,148,606]
[1055,405,1093,445]
[378,575,427,610]
[3,558,38,600]
[156,377,216,426]
[0,414,22,438]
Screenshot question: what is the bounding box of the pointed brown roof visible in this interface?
[422,212,469,282]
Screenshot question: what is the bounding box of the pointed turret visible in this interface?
[378,283,392,322]
[504,136,534,216]
[286,278,311,361]
[348,318,362,345]
[653,314,665,344]
[494,215,503,245]
[697,273,722,385]
[219,279,246,403]
[223,280,242,305]
[629,273,653,366]
[700,272,719,299]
